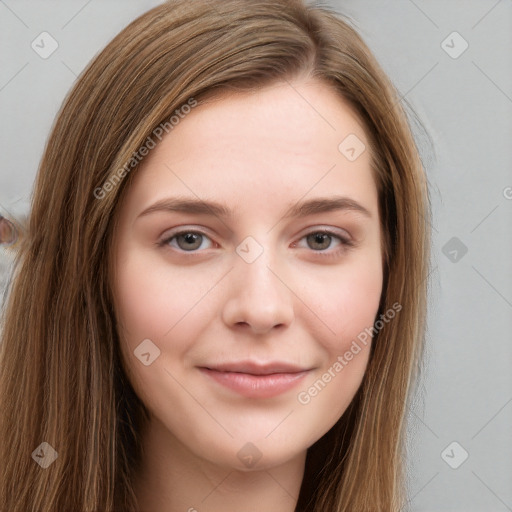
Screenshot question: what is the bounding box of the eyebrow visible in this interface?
[137,195,372,220]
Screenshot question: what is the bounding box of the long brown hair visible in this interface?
[0,1,430,510]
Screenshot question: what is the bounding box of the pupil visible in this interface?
[179,233,200,250]
[310,233,330,250]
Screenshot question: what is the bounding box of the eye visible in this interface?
[159,230,214,252]
[158,227,354,257]
[295,229,354,257]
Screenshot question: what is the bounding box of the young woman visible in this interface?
[0,1,431,510]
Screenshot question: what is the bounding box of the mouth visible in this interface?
[198,361,311,399]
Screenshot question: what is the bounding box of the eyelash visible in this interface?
[158,228,355,260]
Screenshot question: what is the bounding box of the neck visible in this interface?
[133,416,306,512]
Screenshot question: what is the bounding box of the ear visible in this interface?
[0,215,23,247]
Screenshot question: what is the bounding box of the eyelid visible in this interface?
[295,225,352,243]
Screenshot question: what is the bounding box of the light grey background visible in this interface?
[1,1,511,511]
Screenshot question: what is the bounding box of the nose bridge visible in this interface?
[236,234,286,302]
[222,234,295,333]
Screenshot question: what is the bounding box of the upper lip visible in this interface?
[200,361,309,375]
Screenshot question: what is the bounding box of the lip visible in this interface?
[198,361,311,399]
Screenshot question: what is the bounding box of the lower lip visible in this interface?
[199,368,309,399]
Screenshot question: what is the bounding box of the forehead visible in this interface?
[119,79,378,220]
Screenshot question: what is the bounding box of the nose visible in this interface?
[221,245,295,335]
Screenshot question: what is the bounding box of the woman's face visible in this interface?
[111,79,383,471]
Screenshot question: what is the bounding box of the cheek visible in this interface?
[113,250,201,411]
[113,248,222,401]
[305,251,383,352]
[114,248,212,343]
[293,251,382,431]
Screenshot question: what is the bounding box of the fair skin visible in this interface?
[111,78,383,512]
